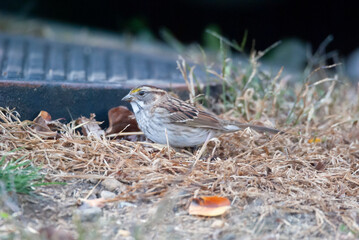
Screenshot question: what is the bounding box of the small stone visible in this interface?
[39,226,74,240]
[117,229,131,237]
[118,202,137,208]
[100,190,116,199]
[211,219,225,228]
[221,233,237,240]
[74,207,102,222]
[102,178,122,192]
[89,178,99,184]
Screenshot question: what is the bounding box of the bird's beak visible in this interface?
[122,94,133,102]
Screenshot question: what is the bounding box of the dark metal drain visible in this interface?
[0,33,206,123]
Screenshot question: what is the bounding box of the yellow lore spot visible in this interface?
[130,88,141,94]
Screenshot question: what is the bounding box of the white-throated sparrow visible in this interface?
[122,85,281,147]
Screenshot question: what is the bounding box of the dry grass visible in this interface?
[1,79,359,238]
[1,52,359,238]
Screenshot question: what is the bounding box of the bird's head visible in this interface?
[122,85,167,113]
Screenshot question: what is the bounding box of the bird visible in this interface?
[122,85,281,147]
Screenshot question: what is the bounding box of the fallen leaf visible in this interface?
[106,106,140,135]
[315,161,326,171]
[32,111,58,138]
[308,137,321,143]
[188,196,231,217]
[76,114,105,139]
[39,110,52,121]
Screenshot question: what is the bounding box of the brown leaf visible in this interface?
[315,161,326,171]
[76,114,105,138]
[39,110,52,121]
[188,196,231,217]
[106,106,140,135]
[32,111,58,138]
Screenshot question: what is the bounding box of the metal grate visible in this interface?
[0,33,190,84]
[0,33,206,122]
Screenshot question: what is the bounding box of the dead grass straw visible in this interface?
[1,76,359,238]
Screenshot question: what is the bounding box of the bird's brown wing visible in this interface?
[161,97,224,130]
[159,96,282,134]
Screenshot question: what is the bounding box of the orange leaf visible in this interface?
[308,137,321,143]
[106,106,139,135]
[188,196,231,217]
[39,110,52,121]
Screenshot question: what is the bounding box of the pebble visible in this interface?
[117,229,131,237]
[89,178,99,184]
[102,178,123,192]
[74,207,102,222]
[100,190,116,199]
[118,202,137,208]
[211,219,225,228]
[39,226,74,240]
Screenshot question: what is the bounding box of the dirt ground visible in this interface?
[13,180,336,240]
[5,165,354,240]
[1,113,358,239]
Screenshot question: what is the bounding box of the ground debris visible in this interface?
[1,99,359,239]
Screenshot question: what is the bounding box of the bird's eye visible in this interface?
[138,91,145,96]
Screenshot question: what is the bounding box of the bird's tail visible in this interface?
[224,121,283,134]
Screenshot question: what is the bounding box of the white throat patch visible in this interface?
[130,102,140,114]
[130,101,145,114]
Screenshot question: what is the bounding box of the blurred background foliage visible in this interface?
[0,0,357,54]
[0,0,358,80]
